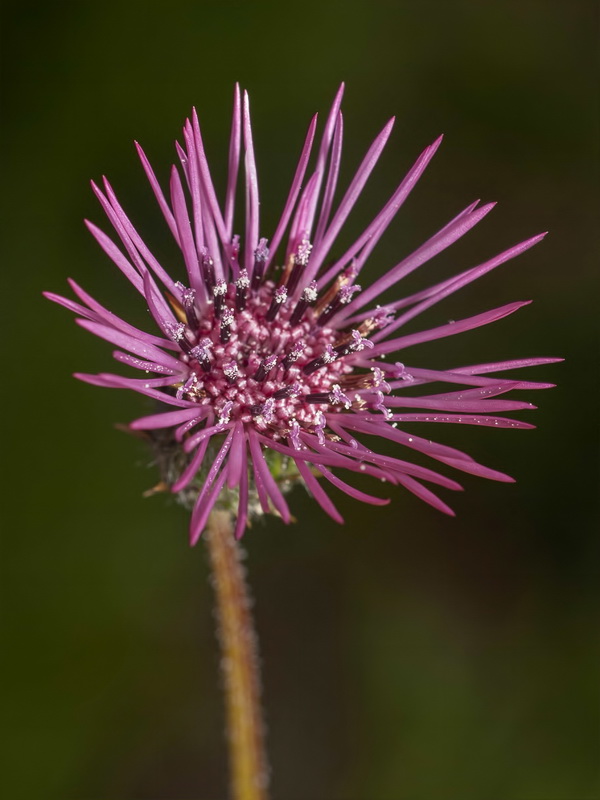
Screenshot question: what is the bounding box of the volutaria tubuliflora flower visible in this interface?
[45,84,561,544]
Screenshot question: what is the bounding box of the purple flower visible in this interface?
[45,84,560,543]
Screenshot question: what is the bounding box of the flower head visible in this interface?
[45,84,560,543]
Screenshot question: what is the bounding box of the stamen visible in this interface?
[190,337,213,372]
[212,279,227,318]
[250,238,269,291]
[317,284,362,328]
[220,307,234,343]
[329,384,351,408]
[303,343,337,376]
[165,321,193,354]
[253,354,278,382]
[371,367,391,392]
[304,392,331,404]
[347,329,374,353]
[235,269,250,311]
[290,420,302,450]
[286,238,313,295]
[200,249,215,291]
[374,307,395,329]
[175,282,199,329]
[315,264,357,315]
[266,285,287,322]
[393,361,414,381]
[281,340,306,370]
[217,400,234,427]
[372,390,392,419]
[176,373,198,400]
[262,398,276,423]
[289,281,318,326]
[313,410,326,444]
[223,360,240,384]
[273,382,301,399]
[251,397,276,424]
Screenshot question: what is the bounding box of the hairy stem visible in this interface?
[206,511,269,800]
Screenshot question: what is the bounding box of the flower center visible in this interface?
[169,277,372,439]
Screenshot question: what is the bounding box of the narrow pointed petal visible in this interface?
[295,459,344,523]
[366,301,531,358]
[190,469,229,545]
[318,136,446,290]
[234,441,250,539]
[303,117,396,284]
[130,407,204,430]
[390,413,536,429]
[172,436,211,492]
[191,107,229,247]
[75,318,183,371]
[344,199,496,317]
[313,111,344,247]
[395,474,456,516]
[169,166,203,294]
[243,91,260,274]
[225,83,242,238]
[135,141,180,243]
[317,464,390,506]
[248,431,291,523]
[267,114,318,267]
[371,233,546,342]
[68,279,179,350]
[102,177,181,298]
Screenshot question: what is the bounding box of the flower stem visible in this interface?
[206,510,269,800]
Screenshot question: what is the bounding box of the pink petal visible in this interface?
[366,301,531,358]
[225,84,242,238]
[295,459,344,524]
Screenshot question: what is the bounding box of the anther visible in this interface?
[250,398,276,423]
[253,354,278,382]
[220,307,234,343]
[304,392,331,404]
[266,285,287,322]
[303,344,337,376]
[273,382,301,399]
[313,410,326,444]
[317,284,362,328]
[329,384,351,408]
[212,280,227,318]
[289,281,318,326]
[315,264,356,315]
[200,249,216,291]
[372,390,392,419]
[250,238,269,291]
[371,367,391,392]
[223,361,240,384]
[286,238,313,295]
[289,420,302,450]
[176,374,198,401]
[235,269,250,311]
[175,282,199,329]
[190,337,213,372]
[349,329,374,353]
[217,401,234,427]
[165,321,193,354]
[281,340,306,371]
[393,362,414,381]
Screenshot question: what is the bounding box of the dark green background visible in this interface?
[2,1,598,798]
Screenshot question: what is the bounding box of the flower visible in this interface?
[45,84,560,543]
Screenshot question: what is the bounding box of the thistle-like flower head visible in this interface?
[45,84,560,542]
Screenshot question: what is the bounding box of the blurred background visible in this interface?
[2,1,598,798]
